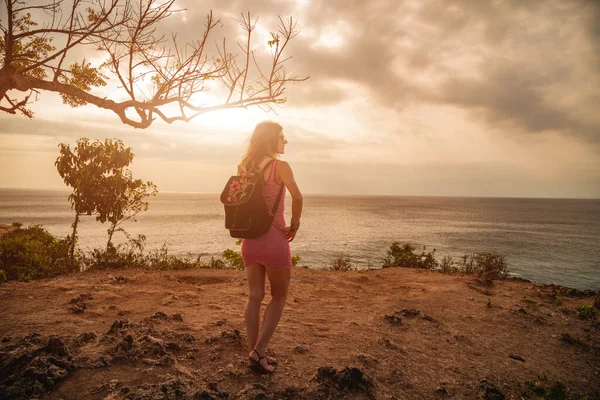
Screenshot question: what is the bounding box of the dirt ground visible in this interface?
[0,266,598,399]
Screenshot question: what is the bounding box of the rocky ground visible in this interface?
[0,266,598,399]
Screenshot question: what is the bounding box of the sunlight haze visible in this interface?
[1,0,599,198]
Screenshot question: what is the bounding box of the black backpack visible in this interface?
[220,159,284,238]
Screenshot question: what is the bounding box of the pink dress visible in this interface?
[241,160,291,269]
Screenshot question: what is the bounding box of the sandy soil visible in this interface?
[0,266,598,399]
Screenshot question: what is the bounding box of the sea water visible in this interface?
[1,189,598,290]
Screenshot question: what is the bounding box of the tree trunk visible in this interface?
[106,222,117,252]
[70,213,79,260]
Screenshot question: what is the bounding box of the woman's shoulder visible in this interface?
[275,160,292,170]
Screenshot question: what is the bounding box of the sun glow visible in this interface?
[189,107,268,143]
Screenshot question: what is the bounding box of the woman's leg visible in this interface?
[253,266,291,368]
[244,263,265,358]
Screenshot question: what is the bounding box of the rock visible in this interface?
[436,382,449,397]
[237,383,270,399]
[151,311,168,319]
[220,330,241,340]
[559,333,589,349]
[293,345,309,354]
[182,334,195,342]
[165,342,180,351]
[91,379,122,394]
[379,338,400,351]
[139,335,167,357]
[44,336,70,357]
[384,314,402,324]
[315,366,374,395]
[479,380,505,400]
[68,293,93,303]
[0,334,74,399]
[356,353,379,366]
[422,314,436,322]
[107,320,131,336]
[508,354,526,362]
[280,386,302,399]
[399,308,420,317]
[91,355,112,368]
[173,313,183,321]
[115,335,134,353]
[67,303,86,314]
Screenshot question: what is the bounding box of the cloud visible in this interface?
[283,0,600,140]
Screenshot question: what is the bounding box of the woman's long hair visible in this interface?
[238,121,282,176]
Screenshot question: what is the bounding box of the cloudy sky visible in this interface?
[1,0,599,198]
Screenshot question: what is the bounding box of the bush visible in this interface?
[292,255,301,267]
[474,252,508,282]
[328,255,354,271]
[0,225,78,281]
[221,249,244,270]
[459,254,476,274]
[440,256,458,273]
[575,305,598,320]
[209,256,227,269]
[83,235,147,270]
[146,244,205,270]
[382,242,438,269]
[0,269,6,283]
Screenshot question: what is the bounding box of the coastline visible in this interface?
[0,266,598,399]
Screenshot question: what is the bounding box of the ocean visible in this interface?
[0,189,598,290]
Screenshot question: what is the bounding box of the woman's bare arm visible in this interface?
[276,161,303,241]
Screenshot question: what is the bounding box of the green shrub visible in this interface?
[0,225,78,281]
[382,242,438,269]
[292,255,301,267]
[0,269,6,283]
[439,256,458,273]
[328,255,354,271]
[522,375,569,400]
[474,252,508,282]
[459,254,476,274]
[575,305,598,320]
[146,244,204,270]
[209,256,227,269]
[221,249,244,270]
[83,235,147,270]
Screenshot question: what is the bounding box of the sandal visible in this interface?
[249,348,274,374]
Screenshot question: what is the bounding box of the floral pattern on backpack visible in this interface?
[226,176,251,202]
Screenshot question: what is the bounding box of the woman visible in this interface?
[238,121,303,374]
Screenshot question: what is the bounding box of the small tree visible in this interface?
[56,138,135,259]
[0,1,307,127]
[55,137,155,258]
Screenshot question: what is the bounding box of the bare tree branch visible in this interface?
[0,0,308,128]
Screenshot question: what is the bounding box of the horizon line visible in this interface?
[1,186,598,201]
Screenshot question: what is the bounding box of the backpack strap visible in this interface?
[269,159,278,183]
[271,161,285,216]
[256,159,275,184]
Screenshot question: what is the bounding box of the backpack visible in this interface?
[220,159,284,238]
